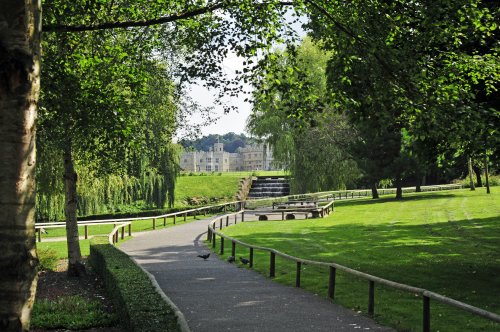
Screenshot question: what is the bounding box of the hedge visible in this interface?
[89,237,181,332]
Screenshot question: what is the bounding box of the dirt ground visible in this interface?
[31,259,122,332]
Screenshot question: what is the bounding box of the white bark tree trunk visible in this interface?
[63,143,85,277]
[0,0,41,330]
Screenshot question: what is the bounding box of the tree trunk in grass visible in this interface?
[395,178,403,200]
[416,174,422,192]
[484,152,490,194]
[0,1,41,330]
[371,182,379,199]
[63,142,85,277]
[468,157,475,191]
[473,166,482,187]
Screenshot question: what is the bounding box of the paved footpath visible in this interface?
[120,217,394,332]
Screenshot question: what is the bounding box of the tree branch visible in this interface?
[304,0,419,96]
[43,1,295,33]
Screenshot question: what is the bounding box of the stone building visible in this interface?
[180,142,275,172]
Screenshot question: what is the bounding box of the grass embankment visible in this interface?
[218,189,500,331]
[174,170,287,206]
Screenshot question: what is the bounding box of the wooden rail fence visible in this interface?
[207,204,500,332]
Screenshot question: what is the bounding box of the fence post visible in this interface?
[212,232,216,248]
[296,262,301,288]
[84,225,88,239]
[220,237,224,255]
[235,214,237,224]
[184,213,186,222]
[37,229,41,242]
[249,247,254,268]
[207,226,211,241]
[219,218,223,229]
[153,218,156,230]
[423,295,430,332]
[270,252,276,278]
[226,216,229,226]
[121,226,125,240]
[328,266,336,299]
[242,212,245,222]
[163,217,166,226]
[368,281,375,316]
[231,241,236,257]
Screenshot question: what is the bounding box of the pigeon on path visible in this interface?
[239,257,250,265]
[197,253,210,260]
[227,256,236,263]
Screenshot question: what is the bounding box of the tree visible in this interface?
[0,1,41,330]
[305,0,499,198]
[248,38,360,193]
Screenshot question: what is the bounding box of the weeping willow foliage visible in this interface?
[36,154,179,222]
[36,58,181,221]
[247,38,361,193]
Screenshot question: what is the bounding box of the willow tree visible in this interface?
[248,38,360,193]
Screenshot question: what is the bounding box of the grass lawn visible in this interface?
[218,189,500,331]
[174,170,288,207]
[39,213,210,239]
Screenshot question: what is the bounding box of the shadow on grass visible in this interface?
[226,215,500,307]
[334,192,459,208]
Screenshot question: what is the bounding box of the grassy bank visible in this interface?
[218,189,500,331]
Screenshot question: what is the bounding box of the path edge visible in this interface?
[115,245,191,332]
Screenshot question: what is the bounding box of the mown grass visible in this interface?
[175,170,288,207]
[218,189,500,331]
[31,295,116,330]
[39,213,211,239]
[175,175,242,206]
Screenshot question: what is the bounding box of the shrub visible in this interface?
[89,237,181,332]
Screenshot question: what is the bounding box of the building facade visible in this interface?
[180,142,276,172]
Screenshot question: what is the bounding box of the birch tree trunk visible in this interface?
[0,1,41,330]
[468,157,476,191]
[63,143,85,277]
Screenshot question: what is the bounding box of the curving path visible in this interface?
[120,216,394,332]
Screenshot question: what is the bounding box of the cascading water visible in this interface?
[248,176,290,198]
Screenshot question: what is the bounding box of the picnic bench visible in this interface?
[272,200,318,210]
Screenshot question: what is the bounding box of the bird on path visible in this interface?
[227,256,235,263]
[239,257,250,265]
[197,253,210,260]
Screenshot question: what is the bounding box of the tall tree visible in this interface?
[0,1,41,330]
[248,38,360,193]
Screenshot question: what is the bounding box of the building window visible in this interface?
[215,158,219,163]
[200,159,203,163]
[206,165,212,171]
[215,165,219,171]
[206,158,212,163]
[254,153,258,157]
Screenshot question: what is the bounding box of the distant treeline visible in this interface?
[179,133,257,153]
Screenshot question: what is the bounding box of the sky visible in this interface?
[183,13,307,138]
[185,52,251,137]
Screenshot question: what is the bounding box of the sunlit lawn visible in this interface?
[218,189,500,331]
[39,213,212,239]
